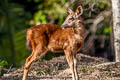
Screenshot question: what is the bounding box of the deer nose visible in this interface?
[61,24,68,29]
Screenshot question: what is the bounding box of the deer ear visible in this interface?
[75,6,83,16]
[68,8,73,14]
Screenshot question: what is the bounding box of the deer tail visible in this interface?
[26,29,32,51]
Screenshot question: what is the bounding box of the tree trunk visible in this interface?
[111,0,120,62]
[6,11,16,66]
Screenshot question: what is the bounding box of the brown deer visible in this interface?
[22,6,86,80]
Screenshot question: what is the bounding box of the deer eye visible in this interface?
[69,17,74,21]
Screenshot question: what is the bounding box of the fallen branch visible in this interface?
[92,61,120,68]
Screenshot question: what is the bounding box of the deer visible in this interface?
[22,5,86,80]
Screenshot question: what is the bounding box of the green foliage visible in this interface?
[33,11,47,24]
[0,60,8,75]
[96,1,107,9]
[0,0,31,66]
[14,29,29,66]
[0,60,8,67]
[30,0,67,25]
[104,27,111,35]
[37,70,46,75]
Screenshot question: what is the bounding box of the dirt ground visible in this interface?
[1,53,120,80]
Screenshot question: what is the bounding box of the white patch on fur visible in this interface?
[64,42,68,46]
[75,34,81,39]
[48,45,51,49]
[52,40,56,42]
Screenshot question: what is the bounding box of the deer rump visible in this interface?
[26,24,62,52]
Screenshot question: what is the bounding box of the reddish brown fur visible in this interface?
[26,24,85,53]
[22,6,86,80]
[26,24,62,52]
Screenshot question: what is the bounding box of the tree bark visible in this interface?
[111,0,120,62]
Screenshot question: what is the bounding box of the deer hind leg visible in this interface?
[22,45,47,80]
[22,52,34,80]
[64,50,76,80]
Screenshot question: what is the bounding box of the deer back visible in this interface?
[26,24,62,51]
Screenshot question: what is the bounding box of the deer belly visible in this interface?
[48,42,64,53]
[48,46,64,53]
[51,47,64,53]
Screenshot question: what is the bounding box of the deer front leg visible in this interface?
[64,50,76,80]
[73,53,79,80]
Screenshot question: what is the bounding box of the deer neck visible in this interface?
[74,20,85,35]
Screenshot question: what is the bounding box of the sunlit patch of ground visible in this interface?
[2,53,120,80]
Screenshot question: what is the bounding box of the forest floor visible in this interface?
[1,53,120,80]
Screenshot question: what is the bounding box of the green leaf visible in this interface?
[104,27,111,34]
[0,60,8,67]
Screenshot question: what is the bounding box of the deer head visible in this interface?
[61,6,83,29]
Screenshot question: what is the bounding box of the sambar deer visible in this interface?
[22,6,86,80]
